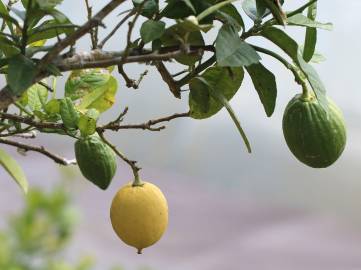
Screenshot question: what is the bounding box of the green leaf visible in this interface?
[189,66,244,119]
[182,0,196,13]
[257,0,286,25]
[175,16,213,33]
[46,8,72,24]
[78,109,99,137]
[196,0,236,22]
[287,14,333,30]
[0,6,20,28]
[0,148,28,193]
[242,0,264,21]
[296,51,327,109]
[303,27,317,62]
[0,1,7,15]
[28,20,77,44]
[216,25,260,67]
[161,0,196,19]
[65,68,111,100]
[140,20,165,44]
[27,83,48,111]
[8,54,37,95]
[216,4,244,31]
[242,0,284,21]
[133,0,159,19]
[0,36,20,57]
[77,76,118,113]
[261,27,327,109]
[36,0,63,9]
[44,99,60,114]
[261,26,298,61]
[303,2,318,62]
[309,52,326,64]
[161,26,204,66]
[245,63,277,117]
[60,98,79,130]
[193,77,251,153]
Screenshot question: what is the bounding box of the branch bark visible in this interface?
[98,111,190,132]
[0,138,76,166]
[0,111,190,133]
[0,0,127,111]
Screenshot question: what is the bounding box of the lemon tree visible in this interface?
[0,0,347,253]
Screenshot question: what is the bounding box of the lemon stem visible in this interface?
[132,169,144,187]
[301,82,312,101]
[137,248,143,254]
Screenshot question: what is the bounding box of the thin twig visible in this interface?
[21,0,33,54]
[155,61,181,98]
[0,113,65,130]
[56,49,196,70]
[84,0,98,49]
[98,111,190,132]
[36,0,127,72]
[0,138,76,166]
[0,110,190,134]
[38,81,54,92]
[98,9,136,49]
[118,65,137,88]
[176,55,216,87]
[121,2,145,63]
[0,0,127,111]
[97,131,141,179]
[103,107,129,128]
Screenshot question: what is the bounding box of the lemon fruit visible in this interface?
[110,181,168,254]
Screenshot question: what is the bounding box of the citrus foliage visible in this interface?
[0,0,341,191]
[0,0,348,254]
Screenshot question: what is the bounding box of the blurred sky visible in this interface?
[1,1,361,269]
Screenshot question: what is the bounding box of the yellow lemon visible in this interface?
[110,181,168,254]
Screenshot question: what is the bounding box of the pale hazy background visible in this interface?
[1,1,361,269]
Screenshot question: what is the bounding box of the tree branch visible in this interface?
[0,110,190,134]
[154,61,181,98]
[98,9,136,49]
[0,113,65,131]
[98,111,190,132]
[0,138,76,166]
[97,131,141,179]
[0,0,127,111]
[55,49,202,70]
[37,0,126,72]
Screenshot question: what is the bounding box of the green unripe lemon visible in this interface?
[282,94,346,168]
[75,134,117,189]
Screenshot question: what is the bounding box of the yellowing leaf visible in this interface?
[65,69,118,113]
[27,83,48,111]
[77,76,118,113]
[78,109,100,137]
[29,39,47,47]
